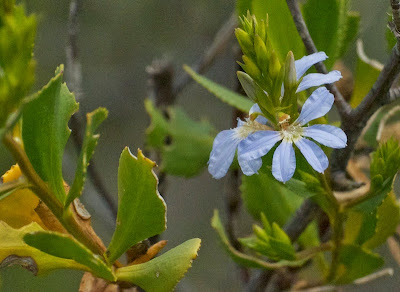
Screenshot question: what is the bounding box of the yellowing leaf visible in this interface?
[0,165,45,229]
[0,222,87,275]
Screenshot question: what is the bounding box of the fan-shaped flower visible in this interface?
[238,87,347,183]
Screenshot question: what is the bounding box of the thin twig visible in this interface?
[173,13,237,96]
[66,0,118,217]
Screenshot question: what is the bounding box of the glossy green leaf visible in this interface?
[116,238,201,292]
[0,222,86,276]
[145,99,216,177]
[350,40,382,108]
[0,1,36,127]
[24,231,115,281]
[66,107,108,207]
[251,0,304,62]
[333,244,384,284]
[303,0,359,69]
[22,66,79,202]
[211,210,308,269]
[363,192,400,249]
[106,148,166,264]
[183,65,253,112]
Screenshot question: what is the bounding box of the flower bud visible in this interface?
[235,28,253,56]
[242,55,262,81]
[254,35,269,75]
[284,51,297,91]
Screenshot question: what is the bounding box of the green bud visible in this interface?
[254,35,269,75]
[235,28,253,56]
[260,213,271,235]
[268,51,281,80]
[271,223,291,245]
[284,51,297,91]
[242,55,262,80]
[258,19,266,42]
[237,71,257,102]
[253,225,269,243]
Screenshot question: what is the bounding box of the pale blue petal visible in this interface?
[237,118,245,127]
[238,131,282,161]
[296,70,342,93]
[303,124,347,148]
[272,141,296,183]
[296,87,334,126]
[295,52,328,79]
[238,156,262,176]
[208,130,240,179]
[295,138,328,173]
[249,103,268,125]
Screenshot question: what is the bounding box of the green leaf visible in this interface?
[106,148,166,264]
[236,0,251,17]
[0,1,36,127]
[350,40,382,108]
[363,192,400,249]
[386,15,397,53]
[65,108,108,207]
[211,210,308,269]
[333,244,384,284]
[344,210,377,246]
[116,238,201,292]
[22,65,79,202]
[23,231,115,281]
[0,222,86,276]
[145,99,216,177]
[303,0,359,69]
[183,65,253,112]
[251,0,304,62]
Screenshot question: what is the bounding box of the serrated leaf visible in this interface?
[145,99,216,177]
[65,107,108,207]
[183,65,253,112]
[251,0,304,62]
[106,148,166,264]
[22,65,79,202]
[116,238,201,292]
[0,165,45,229]
[350,40,382,108]
[363,192,400,249]
[303,0,359,69]
[0,222,86,275]
[211,210,308,269]
[23,231,115,281]
[334,244,384,284]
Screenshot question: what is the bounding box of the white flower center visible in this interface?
[280,123,303,143]
[233,119,270,140]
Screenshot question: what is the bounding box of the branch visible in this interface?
[285,0,352,120]
[66,0,118,217]
[173,13,237,96]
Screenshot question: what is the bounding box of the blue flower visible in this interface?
[208,52,344,181]
[239,87,347,183]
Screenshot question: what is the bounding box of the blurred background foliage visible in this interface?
[0,0,398,291]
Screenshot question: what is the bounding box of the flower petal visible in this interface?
[249,103,268,125]
[295,138,328,173]
[208,130,240,179]
[296,87,334,126]
[296,71,342,93]
[272,141,296,183]
[238,131,282,161]
[303,124,347,148]
[295,52,328,79]
[238,156,262,176]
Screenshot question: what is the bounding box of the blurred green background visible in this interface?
[0,0,399,291]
